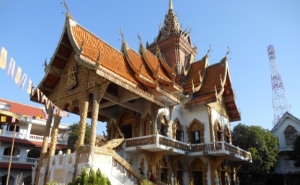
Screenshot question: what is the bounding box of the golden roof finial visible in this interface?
[169,0,173,10]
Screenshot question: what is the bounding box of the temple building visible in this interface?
[30,1,251,184]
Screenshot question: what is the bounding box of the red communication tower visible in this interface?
[267,44,291,126]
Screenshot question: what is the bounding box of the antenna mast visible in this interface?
[267,44,291,126]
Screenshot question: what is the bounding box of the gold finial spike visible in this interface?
[226,46,230,56]
[169,0,173,10]
[120,28,125,42]
[63,0,69,13]
[137,33,142,45]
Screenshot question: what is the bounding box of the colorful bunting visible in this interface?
[14,66,22,84]
[7,58,16,77]
[27,79,32,94]
[19,73,27,89]
[0,44,69,120]
[0,47,7,69]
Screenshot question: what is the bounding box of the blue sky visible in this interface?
[0,0,299,134]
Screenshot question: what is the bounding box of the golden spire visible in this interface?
[169,0,173,10]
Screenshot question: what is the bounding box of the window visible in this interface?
[160,124,167,136]
[6,125,19,132]
[192,131,200,144]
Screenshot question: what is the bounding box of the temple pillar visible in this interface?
[49,114,62,156]
[89,81,109,160]
[75,93,89,150]
[35,105,53,185]
[41,106,53,156]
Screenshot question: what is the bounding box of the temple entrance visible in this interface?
[176,170,183,185]
[193,171,203,185]
[121,124,132,138]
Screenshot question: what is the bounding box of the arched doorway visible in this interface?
[157,112,168,136]
[188,158,208,185]
[118,110,137,139]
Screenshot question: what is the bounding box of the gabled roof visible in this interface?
[271,111,300,132]
[182,55,208,94]
[31,15,181,113]
[184,56,241,121]
[0,98,46,119]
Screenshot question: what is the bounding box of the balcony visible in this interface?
[124,134,252,162]
[0,131,67,145]
[0,155,39,165]
[281,166,300,174]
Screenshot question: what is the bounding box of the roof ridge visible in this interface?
[0,98,44,110]
[69,18,124,56]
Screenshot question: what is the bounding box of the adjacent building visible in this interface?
[30,1,252,184]
[271,111,300,184]
[0,98,69,185]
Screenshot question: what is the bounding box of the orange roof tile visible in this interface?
[0,98,46,119]
[127,49,154,82]
[71,24,140,85]
[144,50,172,83]
[183,59,206,93]
[197,63,224,94]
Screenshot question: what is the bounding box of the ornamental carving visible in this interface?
[65,63,77,90]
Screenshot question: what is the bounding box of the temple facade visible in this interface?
[31,1,251,185]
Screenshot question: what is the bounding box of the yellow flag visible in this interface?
[1,116,6,122]
[14,66,22,84]
[0,47,8,69]
[27,79,32,94]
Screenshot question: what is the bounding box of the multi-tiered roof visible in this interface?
[32,0,240,121]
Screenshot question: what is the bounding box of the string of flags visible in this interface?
[0,46,69,118]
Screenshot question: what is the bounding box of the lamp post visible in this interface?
[6,118,17,185]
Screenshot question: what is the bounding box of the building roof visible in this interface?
[30,2,241,122]
[0,98,46,120]
[271,111,300,133]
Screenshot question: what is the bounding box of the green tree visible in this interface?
[67,122,91,151]
[232,123,279,185]
[69,168,111,185]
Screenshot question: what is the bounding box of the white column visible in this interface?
[27,123,32,139]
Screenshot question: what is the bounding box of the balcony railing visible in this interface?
[125,134,252,162]
[0,155,39,164]
[281,166,300,174]
[0,131,67,145]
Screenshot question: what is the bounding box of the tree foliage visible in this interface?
[232,123,279,184]
[67,122,91,151]
[69,168,111,185]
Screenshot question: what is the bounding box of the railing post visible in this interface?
[222,141,225,151]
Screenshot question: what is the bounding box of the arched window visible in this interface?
[284,125,298,146]
[187,119,204,144]
[157,113,168,136]
[224,124,232,144]
[173,118,183,142]
[214,121,223,142]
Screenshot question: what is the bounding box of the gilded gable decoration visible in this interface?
[214,121,223,142]
[65,62,77,90]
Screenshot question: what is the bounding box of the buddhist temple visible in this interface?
[30,1,251,184]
